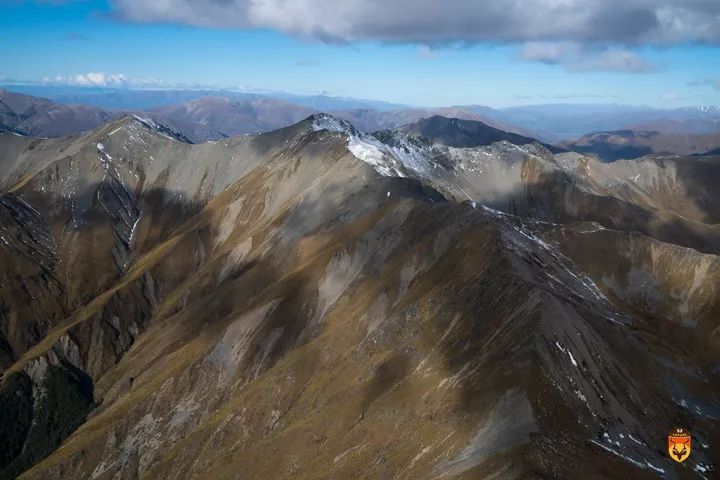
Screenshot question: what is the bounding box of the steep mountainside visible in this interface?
[0,123,24,136]
[0,114,718,479]
[563,130,720,161]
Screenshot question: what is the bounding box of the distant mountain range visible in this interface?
[563,130,720,161]
[1,85,410,111]
[3,85,719,141]
[0,89,542,143]
[478,103,720,140]
[2,88,720,163]
[0,89,116,137]
[149,96,317,139]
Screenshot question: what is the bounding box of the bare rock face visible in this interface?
[0,114,719,480]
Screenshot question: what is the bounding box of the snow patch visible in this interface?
[311,113,407,177]
[590,440,665,475]
[555,340,578,367]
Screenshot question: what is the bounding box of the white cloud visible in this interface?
[38,73,260,91]
[110,0,720,46]
[109,0,720,75]
[40,73,184,89]
[44,72,130,87]
[519,42,654,73]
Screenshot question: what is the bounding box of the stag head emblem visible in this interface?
[667,428,691,463]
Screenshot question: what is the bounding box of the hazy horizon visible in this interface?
[1,82,717,111]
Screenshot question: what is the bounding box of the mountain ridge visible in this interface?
[391,115,566,153]
[0,113,718,479]
[5,85,719,141]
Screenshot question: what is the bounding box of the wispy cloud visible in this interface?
[38,72,261,91]
[519,41,581,65]
[519,42,654,73]
[569,49,655,73]
[689,78,720,90]
[417,45,437,60]
[658,91,684,101]
[41,72,174,88]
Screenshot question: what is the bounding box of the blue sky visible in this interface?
[1,0,719,108]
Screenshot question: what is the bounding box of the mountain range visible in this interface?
[1,85,410,111]
[0,89,544,144]
[563,130,720,161]
[5,88,720,164]
[4,85,720,142]
[484,104,720,140]
[0,89,115,138]
[0,109,718,479]
[0,89,532,142]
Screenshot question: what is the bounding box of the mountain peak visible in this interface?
[106,114,193,144]
[396,115,563,152]
[306,112,359,135]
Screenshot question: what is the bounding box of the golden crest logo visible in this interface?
[667,428,691,463]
